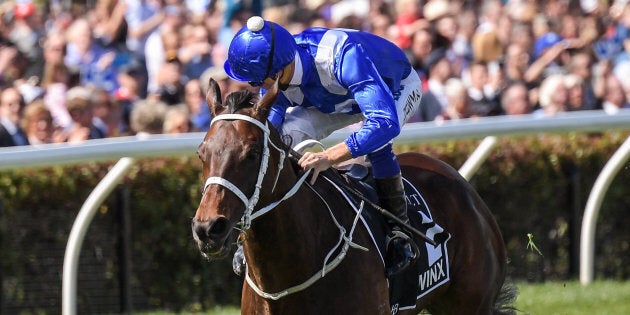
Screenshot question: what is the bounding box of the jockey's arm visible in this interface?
[324,142,353,166]
[337,42,400,157]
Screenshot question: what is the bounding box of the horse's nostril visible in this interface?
[208,217,229,239]
[193,220,211,243]
[193,217,230,243]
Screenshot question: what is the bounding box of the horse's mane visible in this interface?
[225,91,257,114]
[222,89,303,176]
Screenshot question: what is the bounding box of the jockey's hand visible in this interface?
[299,151,332,185]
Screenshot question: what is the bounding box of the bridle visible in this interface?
[201,113,368,300]
[202,113,298,231]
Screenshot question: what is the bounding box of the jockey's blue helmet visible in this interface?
[223,16,297,86]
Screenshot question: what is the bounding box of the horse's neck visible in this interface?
[244,181,341,291]
[245,184,321,254]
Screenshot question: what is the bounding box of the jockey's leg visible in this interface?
[370,144,418,276]
[281,106,363,144]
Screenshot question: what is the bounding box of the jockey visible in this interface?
[224,16,422,276]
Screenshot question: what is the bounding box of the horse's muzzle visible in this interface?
[191,217,232,258]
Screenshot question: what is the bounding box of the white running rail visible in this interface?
[61,157,134,315]
[580,135,630,285]
[1,110,629,314]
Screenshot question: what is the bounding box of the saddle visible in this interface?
[336,164,452,314]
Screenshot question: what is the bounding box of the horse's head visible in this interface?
[192,78,282,259]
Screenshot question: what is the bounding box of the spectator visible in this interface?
[409,26,433,76]
[508,22,535,57]
[367,3,395,42]
[566,50,599,110]
[613,60,630,102]
[184,0,211,22]
[114,61,143,133]
[334,14,365,30]
[218,4,251,54]
[505,0,537,29]
[0,86,29,146]
[203,4,226,52]
[41,62,73,130]
[503,43,531,86]
[179,24,214,80]
[64,18,120,93]
[0,38,18,87]
[452,8,477,69]
[558,14,580,44]
[592,59,613,101]
[0,40,29,87]
[611,2,630,65]
[163,104,191,134]
[184,78,210,132]
[416,47,452,121]
[41,28,68,71]
[328,0,370,28]
[542,0,570,24]
[0,2,11,39]
[533,74,568,117]
[564,74,586,112]
[601,73,630,115]
[501,81,533,115]
[393,0,424,50]
[124,0,165,98]
[437,78,474,121]
[144,4,184,95]
[154,52,185,105]
[8,0,44,81]
[129,98,168,135]
[423,0,456,52]
[65,87,106,142]
[1,0,630,141]
[20,99,64,145]
[524,31,573,84]
[90,0,128,50]
[592,0,628,64]
[466,61,502,116]
[219,0,262,50]
[92,88,123,137]
[471,0,503,63]
[90,0,131,82]
[41,29,74,131]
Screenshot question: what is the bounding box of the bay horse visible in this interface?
[192,79,515,314]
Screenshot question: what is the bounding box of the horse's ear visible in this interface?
[206,78,225,116]
[253,78,279,121]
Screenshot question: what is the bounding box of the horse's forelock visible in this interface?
[225,91,257,114]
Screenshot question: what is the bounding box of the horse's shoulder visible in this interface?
[397,152,461,181]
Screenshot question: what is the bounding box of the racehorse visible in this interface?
[192,79,515,314]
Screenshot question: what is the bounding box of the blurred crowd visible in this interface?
[1,0,630,147]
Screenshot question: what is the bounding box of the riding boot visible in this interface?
[375,173,418,276]
[233,244,246,277]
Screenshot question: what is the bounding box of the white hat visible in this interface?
[580,0,599,13]
[66,86,91,101]
[423,0,450,22]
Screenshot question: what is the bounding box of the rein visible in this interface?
[246,182,368,300]
[203,113,367,300]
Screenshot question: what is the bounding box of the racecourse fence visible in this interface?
[1,110,629,314]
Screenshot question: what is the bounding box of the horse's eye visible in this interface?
[246,150,260,161]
